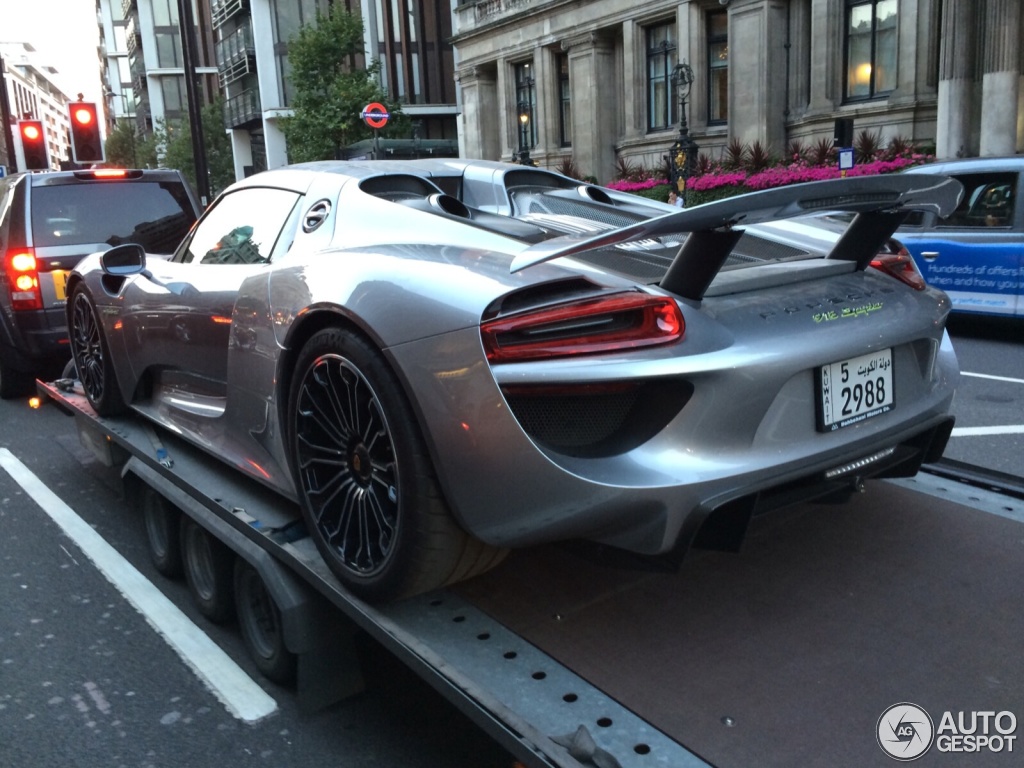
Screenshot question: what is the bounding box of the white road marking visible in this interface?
[961,371,1024,385]
[953,372,1023,437]
[0,448,277,723]
[950,425,1024,437]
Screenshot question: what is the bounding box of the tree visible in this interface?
[150,97,235,197]
[103,119,156,169]
[281,5,404,162]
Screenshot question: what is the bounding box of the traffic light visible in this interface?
[68,102,105,164]
[17,120,49,170]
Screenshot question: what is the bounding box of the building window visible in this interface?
[558,54,571,147]
[155,31,183,68]
[707,11,728,124]
[161,75,186,117]
[515,62,536,150]
[845,0,897,100]
[646,22,676,132]
[272,0,325,108]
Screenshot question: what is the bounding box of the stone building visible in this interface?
[452,0,1023,183]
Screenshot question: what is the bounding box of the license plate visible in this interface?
[817,349,894,431]
[53,270,69,301]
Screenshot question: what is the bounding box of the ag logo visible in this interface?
[877,703,935,761]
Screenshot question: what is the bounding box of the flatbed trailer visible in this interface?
[36,378,1024,768]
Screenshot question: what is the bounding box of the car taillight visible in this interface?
[481,292,684,362]
[870,250,926,291]
[4,249,43,310]
[92,169,128,178]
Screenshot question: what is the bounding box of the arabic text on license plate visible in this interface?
[53,270,69,301]
[818,349,893,431]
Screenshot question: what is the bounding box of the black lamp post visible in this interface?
[669,61,698,204]
[516,100,533,166]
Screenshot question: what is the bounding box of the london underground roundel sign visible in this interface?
[361,102,389,129]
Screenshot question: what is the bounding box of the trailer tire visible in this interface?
[180,516,235,623]
[69,286,127,416]
[142,488,182,578]
[289,327,505,602]
[234,560,297,686]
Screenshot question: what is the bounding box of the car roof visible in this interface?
[224,159,545,195]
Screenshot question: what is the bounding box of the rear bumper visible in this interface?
[675,415,956,555]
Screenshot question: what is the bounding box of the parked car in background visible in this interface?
[67,160,961,602]
[0,168,201,398]
[897,157,1023,317]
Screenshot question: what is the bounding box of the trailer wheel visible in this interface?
[289,327,505,602]
[180,516,235,623]
[142,488,182,578]
[234,560,296,686]
[69,286,127,416]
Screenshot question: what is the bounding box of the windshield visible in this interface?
[31,181,197,254]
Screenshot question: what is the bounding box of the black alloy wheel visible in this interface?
[294,347,402,581]
[69,286,127,416]
[290,327,505,603]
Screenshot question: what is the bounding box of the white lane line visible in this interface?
[950,425,1024,437]
[961,371,1024,385]
[0,448,277,723]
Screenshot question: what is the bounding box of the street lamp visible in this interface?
[669,61,699,205]
[517,100,533,166]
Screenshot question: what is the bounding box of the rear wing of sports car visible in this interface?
[510,174,963,301]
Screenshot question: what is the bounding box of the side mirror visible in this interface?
[101,243,146,276]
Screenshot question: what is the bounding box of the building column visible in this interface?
[563,32,616,185]
[229,129,253,181]
[729,0,788,150]
[935,0,977,158]
[456,65,499,161]
[806,0,840,114]
[620,19,642,143]
[979,0,1021,156]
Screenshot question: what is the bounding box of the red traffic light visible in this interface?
[72,106,95,126]
[17,119,49,170]
[67,102,105,164]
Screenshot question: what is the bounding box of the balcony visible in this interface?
[216,22,256,87]
[211,0,247,30]
[126,26,141,58]
[224,88,261,128]
[121,0,136,19]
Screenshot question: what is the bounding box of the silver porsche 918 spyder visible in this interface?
[67,159,962,602]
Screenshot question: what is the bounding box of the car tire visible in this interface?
[69,285,128,416]
[0,354,32,400]
[234,560,297,686]
[289,327,507,602]
[142,487,183,579]
[180,515,235,624]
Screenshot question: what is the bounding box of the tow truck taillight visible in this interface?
[481,292,684,362]
[4,249,43,310]
[870,250,926,291]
